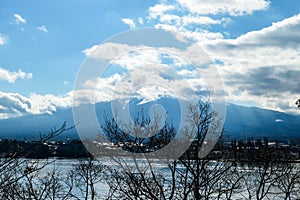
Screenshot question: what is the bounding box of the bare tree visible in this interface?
[240,162,279,200]
[3,160,75,200]
[272,163,300,200]
[73,158,106,200]
[101,102,242,200]
[0,122,74,199]
[237,143,300,200]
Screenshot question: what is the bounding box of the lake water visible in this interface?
[37,158,299,199]
[39,158,171,199]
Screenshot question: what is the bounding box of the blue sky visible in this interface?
[0,0,155,95]
[0,0,300,119]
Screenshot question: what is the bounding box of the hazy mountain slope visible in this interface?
[0,99,299,140]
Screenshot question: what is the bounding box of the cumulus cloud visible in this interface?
[148,4,175,19]
[77,65,206,105]
[201,14,300,114]
[203,14,300,72]
[225,66,300,96]
[147,2,227,42]
[0,57,204,119]
[146,0,269,42]
[148,2,226,25]
[83,6,299,114]
[121,18,136,29]
[113,49,162,70]
[28,93,72,114]
[177,0,270,16]
[0,91,73,119]
[37,25,48,33]
[14,13,26,24]
[182,15,223,25]
[123,0,300,114]
[0,42,217,119]
[82,42,145,60]
[206,13,300,53]
[77,39,220,113]
[82,42,210,68]
[0,92,31,119]
[234,13,300,48]
[82,42,137,60]
[0,67,32,83]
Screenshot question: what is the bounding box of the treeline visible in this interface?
[0,139,91,159]
[1,136,300,162]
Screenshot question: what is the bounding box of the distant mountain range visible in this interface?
[0,98,299,141]
[224,104,300,140]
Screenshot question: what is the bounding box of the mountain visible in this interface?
[0,98,299,140]
[224,104,300,140]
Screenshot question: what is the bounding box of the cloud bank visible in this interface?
[202,14,300,113]
[0,91,72,119]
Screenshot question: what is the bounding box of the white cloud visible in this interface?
[82,10,300,114]
[82,45,98,57]
[28,93,72,114]
[177,69,198,78]
[78,65,206,105]
[155,23,224,41]
[233,13,300,48]
[113,49,161,70]
[121,18,136,29]
[148,4,175,19]
[147,2,226,42]
[0,91,31,119]
[145,0,270,42]
[0,35,6,45]
[37,25,48,33]
[64,81,68,85]
[0,91,73,119]
[201,14,300,114]
[182,15,223,25]
[203,14,300,68]
[121,0,299,114]
[0,43,216,119]
[14,13,26,24]
[0,67,32,83]
[82,42,143,60]
[78,41,216,109]
[159,14,181,24]
[176,0,270,16]
[82,42,208,69]
[138,17,144,25]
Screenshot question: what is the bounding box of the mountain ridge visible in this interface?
[0,99,299,140]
